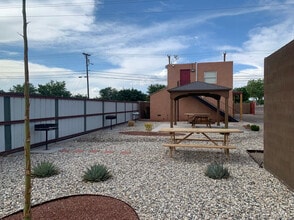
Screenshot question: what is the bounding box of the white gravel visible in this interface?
[1,119,293,219]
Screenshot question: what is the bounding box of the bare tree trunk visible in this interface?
[22,0,32,219]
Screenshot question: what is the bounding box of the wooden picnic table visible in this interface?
[159,127,243,158]
[184,113,212,128]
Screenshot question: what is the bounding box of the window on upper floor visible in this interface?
[204,71,217,84]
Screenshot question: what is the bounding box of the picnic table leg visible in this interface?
[207,119,212,128]
[168,132,176,157]
[223,134,230,159]
[169,147,175,157]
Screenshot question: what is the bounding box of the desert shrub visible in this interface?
[205,162,230,179]
[243,124,251,129]
[32,161,59,178]
[128,120,135,127]
[144,122,153,132]
[250,124,260,131]
[83,164,112,182]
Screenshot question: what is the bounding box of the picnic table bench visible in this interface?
[184,113,212,128]
[159,127,243,158]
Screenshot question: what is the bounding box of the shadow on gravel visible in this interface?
[166,149,252,165]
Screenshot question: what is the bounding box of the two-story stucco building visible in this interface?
[150,61,235,124]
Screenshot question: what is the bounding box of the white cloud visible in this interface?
[1,0,293,95]
[233,68,264,88]
[0,59,76,90]
[227,4,294,88]
[0,0,97,43]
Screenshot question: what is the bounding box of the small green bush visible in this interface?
[144,123,153,132]
[205,162,230,179]
[32,161,59,178]
[250,124,260,131]
[83,164,112,182]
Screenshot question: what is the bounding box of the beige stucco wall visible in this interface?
[264,40,294,190]
[167,63,197,88]
[197,62,233,88]
[150,91,224,122]
[198,61,234,115]
[150,61,234,121]
[233,103,251,114]
[150,88,170,121]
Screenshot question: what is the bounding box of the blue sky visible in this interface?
[0,0,293,98]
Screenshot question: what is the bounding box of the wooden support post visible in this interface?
[240,93,243,121]
[174,99,177,125]
[217,99,220,126]
[170,97,173,128]
[225,97,229,128]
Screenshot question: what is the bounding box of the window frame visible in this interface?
[204,71,217,84]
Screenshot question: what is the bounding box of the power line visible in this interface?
[0,71,165,81]
[0,49,274,60]
[0,1,293,9]
[0,2,292,17]
[0,2,96,9]
[0,69,263,81]
[0,1,168,9]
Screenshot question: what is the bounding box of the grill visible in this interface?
[34,123,58,150]
[105,115,117,130]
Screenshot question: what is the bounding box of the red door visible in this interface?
[180,69,190,86]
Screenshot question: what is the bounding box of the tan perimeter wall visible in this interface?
[264,40,294,190]
[233,103,251,114]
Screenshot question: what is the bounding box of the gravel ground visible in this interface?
[1,116,293,219]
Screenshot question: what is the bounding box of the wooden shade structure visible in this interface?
[167,81,231,128]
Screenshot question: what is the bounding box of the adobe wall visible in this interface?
[150,89,170,121]
[150,89,225,122]
[264,40,294,190]
[166,63,197,88]
[151,61,234,121]
[178,97,224,122]
[233,103,251,114]
[166,61,233,89]
[197,61,233,88]
[198,61,234,115]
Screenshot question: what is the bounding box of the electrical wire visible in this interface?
[0,70,165,81]
[0,2,292,17]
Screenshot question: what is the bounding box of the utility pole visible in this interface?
[82,52,91,99]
